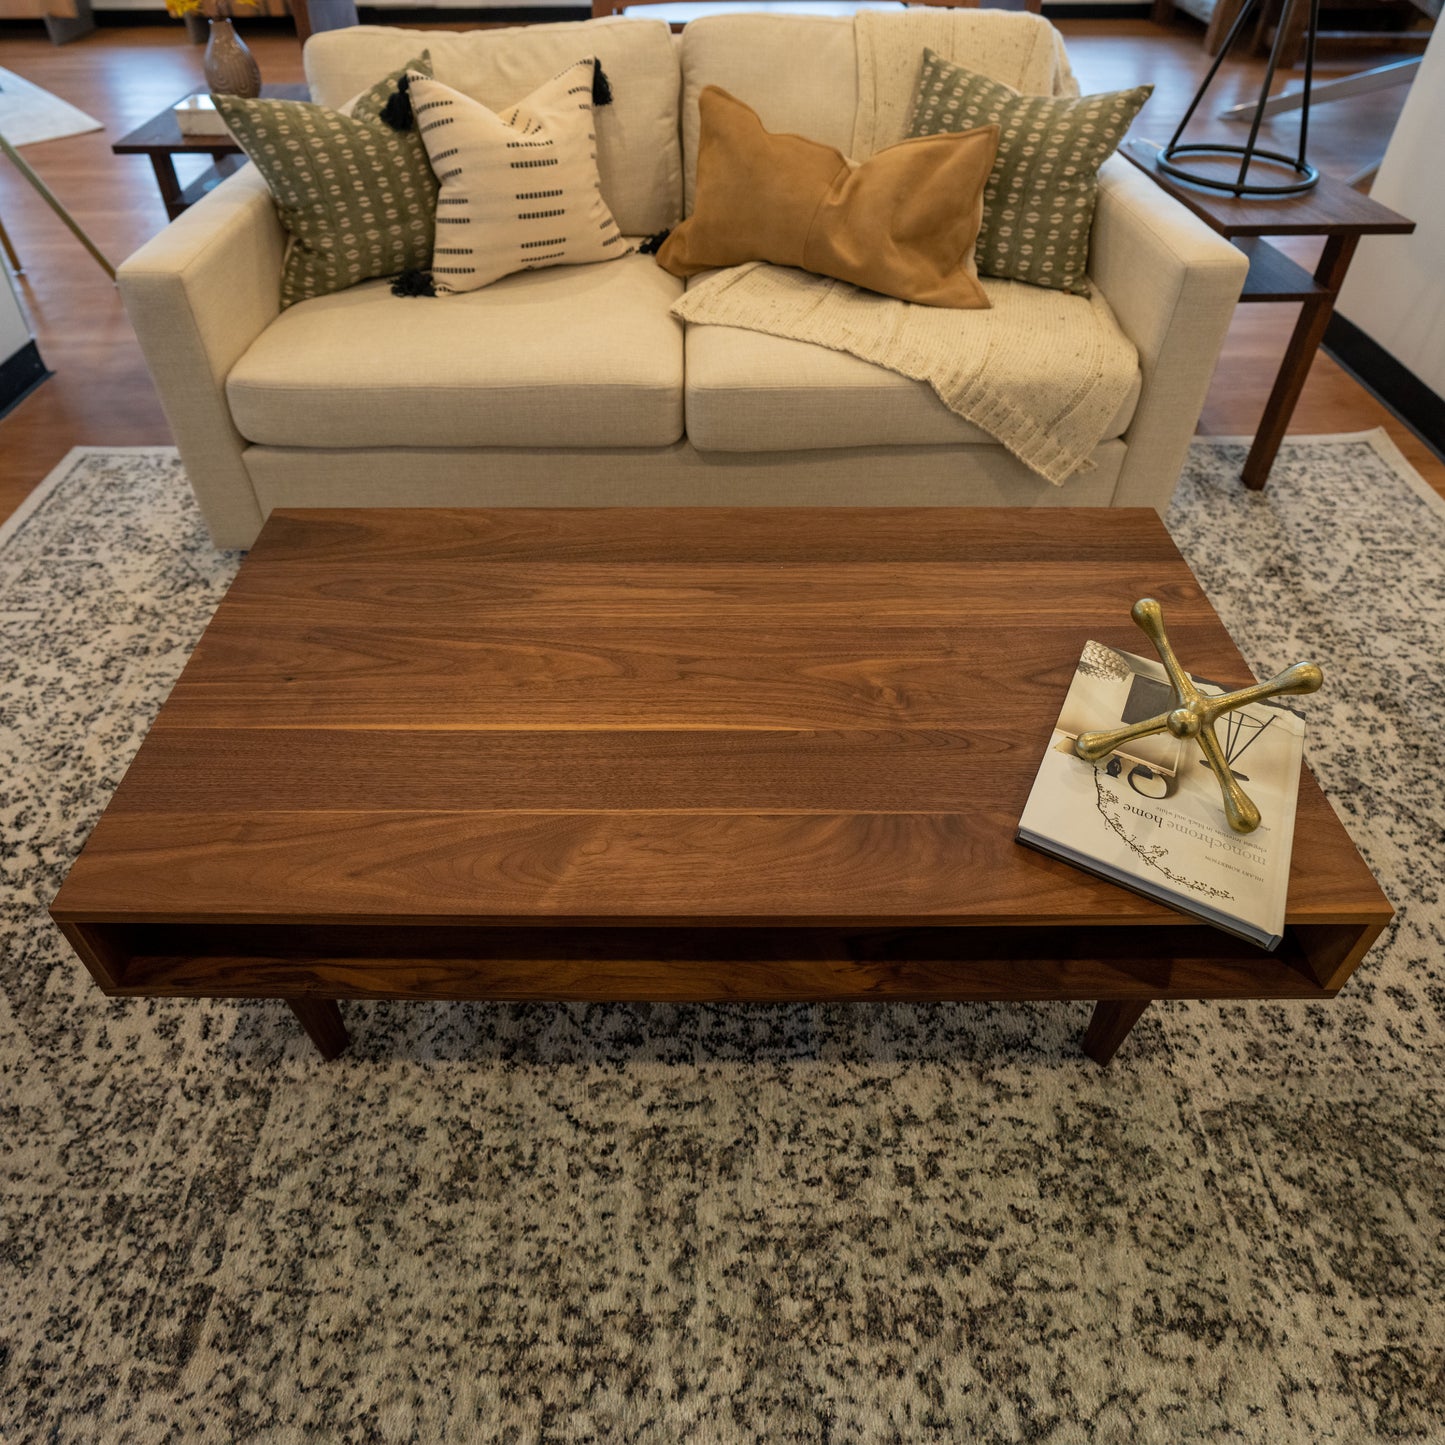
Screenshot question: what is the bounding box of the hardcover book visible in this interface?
[1017,641,1306,949]
[173,95,234,140]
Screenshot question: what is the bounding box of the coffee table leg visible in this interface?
[1081,1000,1150,1065]
[286,998,349,1060]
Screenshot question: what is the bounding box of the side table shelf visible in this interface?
[1122,138,1413,490]
[1236,237,1331,303]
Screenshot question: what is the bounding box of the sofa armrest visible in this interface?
[1090,153,1248,511]
[118,166,284,548]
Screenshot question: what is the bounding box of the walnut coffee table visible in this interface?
[50,508,1392,1064]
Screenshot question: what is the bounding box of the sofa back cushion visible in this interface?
[907,50,1152,296]
[216,55,437,309]
[657,86,996,310]
[678,15,858,214]
[408,62,629,295]
[677,11,1072,213]
[304,19,681,237]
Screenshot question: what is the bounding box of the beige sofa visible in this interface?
[118,13,1248,549]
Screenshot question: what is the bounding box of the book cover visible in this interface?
[174,95,234,140]
[1017,641,1305,949]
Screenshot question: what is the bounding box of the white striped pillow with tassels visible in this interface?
[394,57,631,296]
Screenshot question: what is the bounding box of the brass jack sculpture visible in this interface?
[1075,599,1322,834]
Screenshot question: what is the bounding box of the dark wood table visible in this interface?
[111,84,309,221]
[50,508,1391,1065]
[1123,138,1414,490]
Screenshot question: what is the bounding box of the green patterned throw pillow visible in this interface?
[906,49,1151,295]
[214,55,438,308]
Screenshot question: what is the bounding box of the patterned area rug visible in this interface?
[0,67,101,148]
[2,437,1442,1444]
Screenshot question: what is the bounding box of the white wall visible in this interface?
[1334,28,1445,398]
[0,263,33,368]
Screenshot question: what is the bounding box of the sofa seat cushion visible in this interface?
[684,314,1140,452]
[226,253,684,449]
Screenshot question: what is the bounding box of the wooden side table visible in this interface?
[111,85,309,222]
[1122,138,1414,490]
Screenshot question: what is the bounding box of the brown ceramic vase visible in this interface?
[204,18,262,99]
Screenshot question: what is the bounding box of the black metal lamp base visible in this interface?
[1160,0,1322,202]
[1156,143,1320,197]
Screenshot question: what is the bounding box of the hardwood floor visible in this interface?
[0,24,305,523]
[1076,18,1444,495]
[0,14,1439,526]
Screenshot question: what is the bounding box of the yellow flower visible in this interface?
[166,0,259,16]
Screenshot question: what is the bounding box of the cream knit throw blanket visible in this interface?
[669,12,1138,487]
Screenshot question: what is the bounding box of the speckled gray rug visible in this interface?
[2,435,1443,1444]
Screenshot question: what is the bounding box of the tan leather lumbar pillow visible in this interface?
[656,86,999,309]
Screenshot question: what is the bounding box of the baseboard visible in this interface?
[41,9,294,24]
[13,1,1149,25]
[354,5,587,21]
[1043,3,1153,17]
[8,1,1148,25]
[1324,314,1445,462]
[0,339,51,421]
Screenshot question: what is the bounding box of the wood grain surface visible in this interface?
[52,509,1390,1004]
[1121,139,1415,237]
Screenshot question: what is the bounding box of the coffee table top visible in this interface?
[53,508,1388,933]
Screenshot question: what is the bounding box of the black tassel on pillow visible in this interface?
[380,72,414,131]
[638,229,670,256]
[392,269,436,298]
[591,58,613,107]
